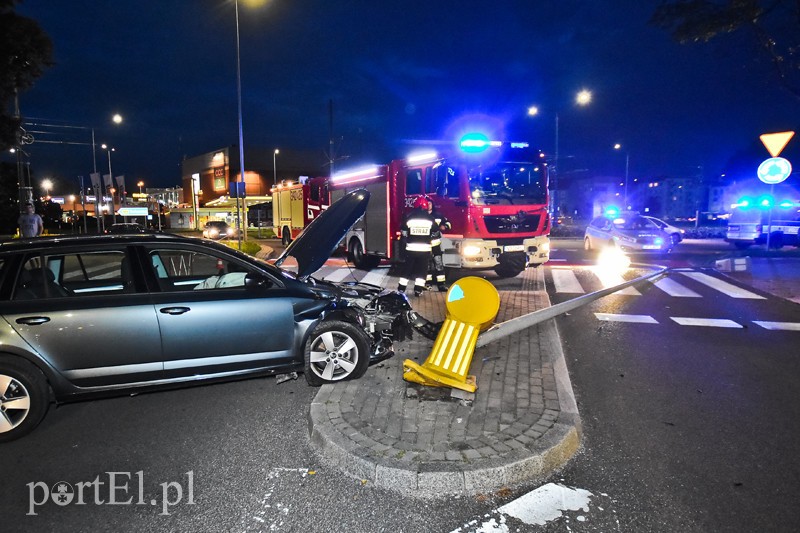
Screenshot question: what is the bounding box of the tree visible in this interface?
[0,0,54,149]
[650,1,800,99]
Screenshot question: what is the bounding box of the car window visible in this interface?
[613,216,656,231]
[13,250,131,300]
[148,248,254,291]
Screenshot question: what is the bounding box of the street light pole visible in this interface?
[234,0,246,249]
[614,143,630,209]
[273,148,279,189]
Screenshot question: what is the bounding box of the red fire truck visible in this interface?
[328,138,551,278]
[271,177,329,245]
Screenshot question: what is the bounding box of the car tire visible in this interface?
[0,356,50,443]
[281,226,292,246]
[304,321,370,387]
[671,233,682,245]
[584,237,592,251]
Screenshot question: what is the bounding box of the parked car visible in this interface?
[584,213,672,253]
[105,222,146,234]
[643,216,684,245]
[0,189,414,442]
[203,220,235,239]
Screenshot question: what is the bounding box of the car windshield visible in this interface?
[612,216,658,231]
[468,163,547,205]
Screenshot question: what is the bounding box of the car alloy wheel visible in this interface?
[0,357,50,443]
[304,321,369,386]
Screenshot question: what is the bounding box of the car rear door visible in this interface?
[141,243,298,379]
[0,245,163,388]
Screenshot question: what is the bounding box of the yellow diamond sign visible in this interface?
[760,131,795,157]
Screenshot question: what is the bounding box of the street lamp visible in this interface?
[273,148,279,189]
[101,144,116,222]
[614,143,630,209]
[41,178,53,200]
[137,180,144,194]
[527,89,592,219]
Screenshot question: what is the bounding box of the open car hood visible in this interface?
[274,188,370,280]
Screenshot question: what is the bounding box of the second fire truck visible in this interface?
[328,138,551,278]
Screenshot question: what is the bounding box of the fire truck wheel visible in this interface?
[281,226,291,246]
[494,253,526,278]
[349,238,379,270]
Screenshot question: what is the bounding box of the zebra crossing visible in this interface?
[548,266,798,331]
[547,266,765,299]
[308,263,799,331]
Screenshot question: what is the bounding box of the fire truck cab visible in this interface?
[271,176,329,245]
[329,140,551,278]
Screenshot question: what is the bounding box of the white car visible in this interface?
[643,216,684,245]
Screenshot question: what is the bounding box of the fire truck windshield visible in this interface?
[468,163,547,205]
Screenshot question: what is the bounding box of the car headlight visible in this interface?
[462,245,482,257]
[210,229,218,236]
[227,228,234,236]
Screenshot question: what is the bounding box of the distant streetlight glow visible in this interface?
[112,114,123,124]
[576,90,592,106]
[527,106,539,116]
[41,179,53,198]
[273,148,279,188]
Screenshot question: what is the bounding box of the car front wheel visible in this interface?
[0,356,50,443]
[304,321,370,386]
[584,237,592,251]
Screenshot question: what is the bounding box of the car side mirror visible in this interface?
[245,272,273,289]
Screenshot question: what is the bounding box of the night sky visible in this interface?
[8,0,800,193]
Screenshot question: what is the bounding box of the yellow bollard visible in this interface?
[403,276,500,392]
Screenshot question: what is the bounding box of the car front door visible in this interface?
[0,247,163,388]
[142,244,298,379]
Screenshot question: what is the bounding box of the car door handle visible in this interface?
[159,307,191,315]
[16,316,51,326]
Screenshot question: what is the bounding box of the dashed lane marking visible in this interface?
[670,317,743,328]
[753,321,800,331]
[595,313,659,324]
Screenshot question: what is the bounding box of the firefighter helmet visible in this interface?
[413,196,429,209]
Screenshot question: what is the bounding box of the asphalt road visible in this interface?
[3,238,799,532]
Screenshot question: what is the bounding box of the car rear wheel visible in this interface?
[584,237,593,251]
[281,226,291,246]
[0,356,50,443]
[304,321,370,386]
[671,233,682,245]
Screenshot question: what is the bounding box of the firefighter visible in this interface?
[425,198,451,291]
[397,196,437,297]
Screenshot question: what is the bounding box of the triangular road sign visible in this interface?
[760,131,795,157]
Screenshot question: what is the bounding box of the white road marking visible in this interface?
[360,267,389,286]
[589,268,641,295]
[670,317,743,328]
[680,272,765,299]
[322,268,353,282]
[650,276,701,297]
[595,313,659,324]
[450,483,594,532]
[753,321,800,331]
[551,269,585,293]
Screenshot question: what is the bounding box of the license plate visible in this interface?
[504,245,524,252]
[642,244,661,250]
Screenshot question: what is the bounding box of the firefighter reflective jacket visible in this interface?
[401,208,436,252]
